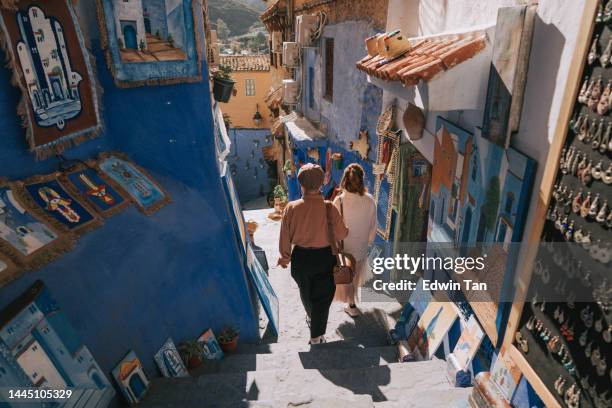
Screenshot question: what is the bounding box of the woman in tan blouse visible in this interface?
[278,163,348,344]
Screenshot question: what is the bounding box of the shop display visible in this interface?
[60,163,130,218]
[449,315,486,373]
[428,117,536,344]
[0,0,102,158]
[0,180,72,270]
[407,299,458,360]
[513,6,612,407]
[247,245,280,336]
[112,350,150,405]
[96,0,202,87]
[18,173,103,234]
[482,5,536,148]
[97,152,171,216]
[0,280,115,405]
[349,129,370,160]
[154,338,189,378]
[490,346,523,401]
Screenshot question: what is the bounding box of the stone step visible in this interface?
[192,345,398,374]
[140,359,456,407]
[234,338,392,355]
[247,394,374,407]
[373,387,472,408]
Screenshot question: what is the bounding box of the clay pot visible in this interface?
[188,355,203,370]
[220,337,239,353]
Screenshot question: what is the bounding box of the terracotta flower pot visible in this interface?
[220,337,239,353]
[188,355,203,370]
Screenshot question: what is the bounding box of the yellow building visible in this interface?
[220,55,273,129]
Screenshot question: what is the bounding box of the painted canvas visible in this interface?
[224,174,247,254]
[154,338,188,378]
[97,153,171,215]
[427,117,536,344]
[112,350,150,405]
[0,0,101,158]
[20,174,102,234]
[373,129,400,241]
[407,300,458,360]
[247,246,280,336]
[198,329,224,360]
[0,280,115,406]
[490,346,522,401]
[0,253,18,287]
[97,0,202,87]
[61,163,129,217]
[452,315,485,368]
[0,181,71,269]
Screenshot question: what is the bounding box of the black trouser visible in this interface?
[291,246,336,338]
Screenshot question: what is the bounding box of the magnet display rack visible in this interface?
[510,2,611,408]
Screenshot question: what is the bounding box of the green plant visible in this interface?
[178,340,204,364]
[217,327,239,343]
[273,185,287,201]
[214,64,234,82]
[139,39,146,51]
[117,38,124,49]
[167,33,174,47]
[223,113,232,129]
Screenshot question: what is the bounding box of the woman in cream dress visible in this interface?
[333,163,377,317]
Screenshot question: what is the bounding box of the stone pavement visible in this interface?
[139,201,471,407]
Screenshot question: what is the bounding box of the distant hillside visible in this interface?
[208,0,265,37]
[239,0,267,12]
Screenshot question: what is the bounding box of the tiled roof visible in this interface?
[220,55,270,71]
[356,30,487,86]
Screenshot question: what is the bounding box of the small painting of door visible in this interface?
[49,76,64,100]
[123,25,137,49]
[144,17,151,34]
[129,374,146,399]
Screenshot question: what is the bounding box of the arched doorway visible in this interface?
[123,25,138,50]
[128,374,146,399]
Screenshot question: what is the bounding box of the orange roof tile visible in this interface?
[220,55,270,72]
[356,30,487,86]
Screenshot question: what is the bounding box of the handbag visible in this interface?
[325,198,356,285]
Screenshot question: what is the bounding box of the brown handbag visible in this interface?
[325,198,355,285]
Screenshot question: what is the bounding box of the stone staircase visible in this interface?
[139,338,471,407]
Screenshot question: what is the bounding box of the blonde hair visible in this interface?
[340,163,366,195]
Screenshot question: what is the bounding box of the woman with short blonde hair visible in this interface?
[333,163,377,316]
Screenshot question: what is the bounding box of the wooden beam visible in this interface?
[508,345,561,408]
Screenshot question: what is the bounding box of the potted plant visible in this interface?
[178,340,204,370]
[223,113,232,129]
[332,152,343,169]
[217,327,240,353]
[212,64,235,103]
[273,185,288,212]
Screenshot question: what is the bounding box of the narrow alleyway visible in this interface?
[140,202,472,407]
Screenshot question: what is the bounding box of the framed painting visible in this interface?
[59,162,130,218]
[407,300,458,360]
[112,350,150,405]
[197,328,224,360]
[154,338,188,378]
[373,130,400,241]
[96,152,171,215]
[427,117,536,345]
[0,0,102,159]
[0,253,19,288]
[96,0,202,87]
[490,346,522,401]
[247,246,279,337]
[0,280,115,404]
[17,173,102,235]
[0,179,73,270]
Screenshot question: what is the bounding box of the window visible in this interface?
[324,38,334,101]
[245,79,255,96]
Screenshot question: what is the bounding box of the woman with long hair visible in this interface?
[333,163,377,317]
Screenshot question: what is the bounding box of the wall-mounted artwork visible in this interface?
[247,246,279,336]
[490,346,522,401]
[0,0,102,159]
[0,253,18,288]
[0,180,72,270]
[428,117,536,344]
[0,280,115,406]
[60,163,130,218]
[154,338,188,377]
[18,173,102,235]
[96,0,202,87]
[112,350,150,405]
[197,329,224,360]
[97,152,171,215]
[407,300,458,360]
[373,128,400,241]
[452,315,485,369]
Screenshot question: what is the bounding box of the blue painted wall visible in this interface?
[0,0,258,391]
[227,128,274,203]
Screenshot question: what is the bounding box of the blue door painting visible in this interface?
[112,350,150,405]
[123,25,137,49]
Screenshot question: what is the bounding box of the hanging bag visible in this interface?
[325,198,355,285]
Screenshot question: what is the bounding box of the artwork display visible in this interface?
[490,346,522,401]
[0,280,115,406]
[428,117,536,344]
[0,180,71,269]
[407,300,458,360]
[223,174,247,253]
[247,246,279,336]
[60,163,130,217]
[97,152,170,215]
[97,0,202,87]
[453,315,485,369]
[19,173,102,234]
[154,338,189,377]
[197,329,224,360]
[112,350,150,405]
[0,253,18,287]
[0,0,102,158]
